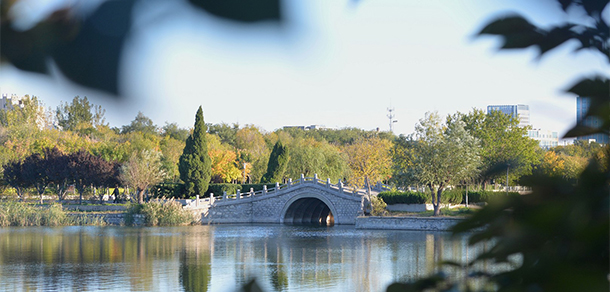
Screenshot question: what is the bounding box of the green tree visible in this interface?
[159,136,185,182]
[389,1,609,290]
[284,137,349,182]
[208,122,239,147]
[261,140,290,183]
[404,112,480,216]
[120,150,165,204]
[55,96,105,132]
[235,125,269,183]
[450,108,540,188]
[162,122,189,142]
[121,112,158,135]
[179,106,212,195]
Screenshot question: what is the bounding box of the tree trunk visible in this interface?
[429,185,440,216]
[137,188,145,204]
[434,188,443,216]
[37,184,45,205]
[77,184,85,205]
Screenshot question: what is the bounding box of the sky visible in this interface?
[1,0,608,138]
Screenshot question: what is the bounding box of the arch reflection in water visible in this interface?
[283,197,335,226]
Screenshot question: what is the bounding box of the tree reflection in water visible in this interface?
[0,225,491,292]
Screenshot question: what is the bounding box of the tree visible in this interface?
[538,151,565,177]
[208,122,239,147]
[450,108,540,188]
[179,106,212,196]
[404,112,480,216]
[44,147,72,201]
[390,1,609,290]
[162,122,189,142]
[234,125,269,183]
[3,160,27,200]
[283,137,349,182]
[21,152,52,204]
[159,136,185,182]
[120,150,165,204]
[261,140,290,183]
[342,136,392,188]
[121,112,158,135]
[68,150,118,204]
[207,135,242,183]
[55,96,105,132]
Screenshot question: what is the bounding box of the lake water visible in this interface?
[0,225,489,292]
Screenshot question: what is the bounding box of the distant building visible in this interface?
[576,97,608,144]
[487,104,530,127]
[1,93,49,130]
[283,125,327,131]
[1,93,25,110]
[527,129,559,149]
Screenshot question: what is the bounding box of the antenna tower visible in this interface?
[387,107,398,133]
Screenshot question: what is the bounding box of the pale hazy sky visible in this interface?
[1,0,608,137]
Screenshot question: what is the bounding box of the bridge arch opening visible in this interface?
[283,198,335,226]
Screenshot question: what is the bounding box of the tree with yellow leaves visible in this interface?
[342,136,393,188]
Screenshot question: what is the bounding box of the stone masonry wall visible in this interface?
[201,183,364,224]
[355,216,464,231]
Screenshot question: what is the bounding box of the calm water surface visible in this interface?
[0,225,488,292]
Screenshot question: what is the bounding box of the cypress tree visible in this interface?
[179,106,212,195]
[262,140,290,183]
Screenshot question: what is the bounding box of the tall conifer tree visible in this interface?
[179,106,212,195]
[262,140,289,183]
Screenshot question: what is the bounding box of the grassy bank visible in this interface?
[0,199,195,227]
[0,202,106,227]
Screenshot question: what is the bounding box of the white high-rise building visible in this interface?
[486,104,530,127]
[527,129,559,149]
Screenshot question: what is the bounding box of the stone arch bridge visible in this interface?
[185,175,388,226]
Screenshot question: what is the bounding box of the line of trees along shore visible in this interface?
[0,95,605,207]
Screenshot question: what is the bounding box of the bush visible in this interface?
[370,196,388,216]
[378,191,427,204]
[151,182,186,199]
[205,183,240,197]
[379,189,521,205]
[441,189,466,204]
[126,200,193,226]
[465,190,520,203]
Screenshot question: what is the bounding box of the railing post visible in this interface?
[236,189,241,200]
[288,178,292,187]
[209,193,214,205]
[313,174,318,184]
[250,188,254,197]
[196,195,199,207]
[301,173,305,183]
[263,185,267,195]
[338,179,343,193]
[223,191,227,200]
[326,178,331,188]
[276,182,280,191]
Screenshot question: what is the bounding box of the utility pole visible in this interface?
[387,107,398,133]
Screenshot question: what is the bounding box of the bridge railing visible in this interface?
[203,174,387,205]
